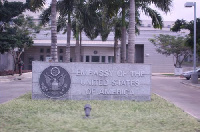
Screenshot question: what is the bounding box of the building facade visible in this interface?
[21,20,187,73]
[0,0,187,73]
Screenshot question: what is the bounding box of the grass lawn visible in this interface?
[162,74,175,76]
[161,74,181,77]
[0,93,200,132]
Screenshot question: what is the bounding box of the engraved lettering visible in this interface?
[76,70,112,77]
[131,71,144,77]
[86,89,91,94]
[117,70,126,77]
[111,80,139,87]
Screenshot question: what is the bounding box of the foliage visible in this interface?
[37,0,172,63]
[0,0,40,54]
[89,0,172,30]
[40,0,102,40]
[136,1,164,29]
[0,15,41,54]
[149,34,191,68]
[171,18,200,56]
[0,93,200,131]
[0,14,41,71]
[0,0,25,23]
[40,0,165,40]
[170,19,187,32]
[27,0,46,12]
[29,0,58,62]
[0,0,26,31]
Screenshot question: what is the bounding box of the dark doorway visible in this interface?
[135,44,144,63]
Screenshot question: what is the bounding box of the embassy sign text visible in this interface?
[32,62,151,101]
[76,69,145,95]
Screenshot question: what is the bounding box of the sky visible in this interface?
[140,0,200,21]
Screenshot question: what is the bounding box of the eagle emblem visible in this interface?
[39,66,71,98]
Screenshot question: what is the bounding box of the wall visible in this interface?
[0,52,14,71]
[23,20,188,73]
[137,29,175,73]
[23,46,115,70]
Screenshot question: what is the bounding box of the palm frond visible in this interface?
[28,0,46,12]
[39,6,51,25]
[141,6,163,29]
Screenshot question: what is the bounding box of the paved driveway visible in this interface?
[152,75,200,120]
[0,73,32,104]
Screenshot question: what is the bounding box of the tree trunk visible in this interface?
[121,1,126,63]
[128,0,135,63]
[75,39,80,62]
[121,27,126,63]
[80,31,82,62]
[65,13,71,63]
[114,37,120,63]
[51,0,58,62]
[75,20,80,62]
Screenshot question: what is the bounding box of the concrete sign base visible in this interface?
[32,61,151,101]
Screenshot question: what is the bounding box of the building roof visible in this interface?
[33,20,189,47]
[34,40,115,47]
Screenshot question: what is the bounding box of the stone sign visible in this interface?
[32,61,151,101]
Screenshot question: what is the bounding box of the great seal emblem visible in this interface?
[39,66,71,98]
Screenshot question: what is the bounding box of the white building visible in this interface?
[21,20,187,73]
[1,0,188,73]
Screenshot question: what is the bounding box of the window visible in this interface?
[40,55,44,61]
[86,56,90,62]
[101,56,105,62]
[46,48,50,53]
[60,49,63,53]
[59,56,63,62]
[92,56,100,62]
[108,56,114,63]
[40,48,44,53]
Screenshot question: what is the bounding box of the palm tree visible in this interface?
[74,14,81,62]
[94,0,167,63]
[94,0,171,63]
[113,17,122,63]
[121,0,127,63]
[57,0,74,62]
[50,0,58,62]
[72,1,101,62]
[29,0,58,62]
[127,0,172,63]
[41,0,99,62]
[128,0,135,63]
